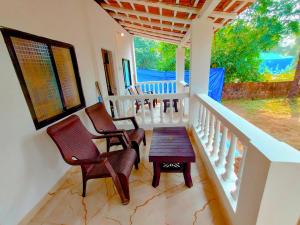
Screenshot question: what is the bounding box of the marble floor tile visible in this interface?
[28,130,229,225]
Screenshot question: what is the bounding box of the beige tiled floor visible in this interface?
[28,131,228,225]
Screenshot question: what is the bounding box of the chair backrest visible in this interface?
[135,85,143,95]
[128,86,138,95]
[85,103,117,133]
[47,115,100,165]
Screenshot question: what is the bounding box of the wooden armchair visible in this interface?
[47,115,137,205]
[85,103,146,169]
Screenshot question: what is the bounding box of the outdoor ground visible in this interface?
[223,97,300,151]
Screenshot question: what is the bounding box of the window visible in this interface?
[1,28,85,129]
[122,58,132,89]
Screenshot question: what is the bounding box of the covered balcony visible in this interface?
[0,1,299,225]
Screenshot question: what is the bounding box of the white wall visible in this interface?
[0,1,133,224]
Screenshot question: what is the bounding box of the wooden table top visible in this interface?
[149,127,195,162]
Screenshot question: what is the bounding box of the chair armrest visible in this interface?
[113,116,139,129]
[92,132,131,149]
[69,156,105,166]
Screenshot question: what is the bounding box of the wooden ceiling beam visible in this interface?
[120,22,185,37]
[130,32,181,45]
[119,0,199,14]
[102,4,191,24]
[129,30,182,42]
[180,0,221,46]
[112,14,189,32]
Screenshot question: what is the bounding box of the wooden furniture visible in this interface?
[47,115,137,204]
[149,127,195,188]
[135,85,158,107]
[85,103,146,169]
[162,99,179,113]
[128,86,151,113]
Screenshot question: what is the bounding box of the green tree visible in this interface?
[134,37,159,70]
[212,0,300,83]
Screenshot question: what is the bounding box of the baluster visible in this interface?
[131,99,136,116]
[166,82,169,93]
[141,97,145,124]
[215,127,228,167]
[202,110,210,142]
[199,108,207,136]
[210,120,221,158]
[197,104,203,131]
[122,100,126,117]
[149,97,154,124]
[231,147,247,201]
[222,134,237,181]
[180,98,184,123]
[113,99,119,118]
[173,81,176,94]
[160,96,163,123]
[170,97,174,123]
[206,115,215,151]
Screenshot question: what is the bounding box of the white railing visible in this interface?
[191,94,300,225]
[104,93,189,129]
[136,80,177,94]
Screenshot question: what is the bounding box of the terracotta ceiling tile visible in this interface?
[134,3,146,12]
[121,2,133,10]
[176,11,189,19]
[162,21,172,25]
[162,8,174,17]
[148,6,160,15]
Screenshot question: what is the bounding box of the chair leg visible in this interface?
[132,142,140,169]
[106,138,111,152]
[143,135,146,146]
[81,170,87,197]
[136,103,140,114]
[118,174,130,205]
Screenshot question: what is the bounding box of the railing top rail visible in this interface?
[196,94,300,163]
[136,80,176,84]
[105,93,189,101]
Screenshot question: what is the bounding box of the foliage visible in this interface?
[134,0,300,83]
[134,37,159,70]
[134,38,191,71]
[212,0,300,83]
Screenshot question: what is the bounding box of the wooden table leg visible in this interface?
[183,162,193,188]
[152,162,161,188]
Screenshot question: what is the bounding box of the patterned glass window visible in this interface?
[1,28,85,129]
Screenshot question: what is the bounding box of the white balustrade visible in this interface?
[191,93,300,225]
[104,93,189,129]
[136,80,177,94]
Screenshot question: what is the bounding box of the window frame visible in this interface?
[1,27,86,129]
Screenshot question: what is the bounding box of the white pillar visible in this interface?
[131,36,137,85]
[189,18,214,126]
[176,47,185,93]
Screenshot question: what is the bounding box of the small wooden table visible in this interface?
[149,127,195,188]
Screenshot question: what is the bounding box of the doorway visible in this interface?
[101,49,116,96]
[101,49,116,116]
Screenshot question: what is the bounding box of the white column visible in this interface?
[131,36,138,85]
[189,18,214,126]
[176,47,185,93]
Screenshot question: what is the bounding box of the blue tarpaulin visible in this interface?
[136,68,225,102]
[208,68,225,102]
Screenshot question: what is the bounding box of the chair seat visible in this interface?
[110,128,145,146]
[84,149,137,179]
